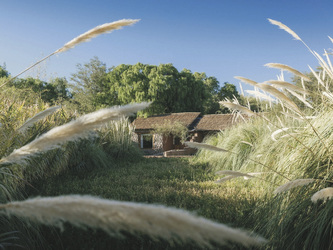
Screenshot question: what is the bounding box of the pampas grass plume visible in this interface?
[234,76,258,87]
[0,19,139,88]
[256,83,300,113]
[0,195,267,248]
[215,170,254,178]
[18,106,61,133]
[219,101,255,116]
[55,19,140,53]
[185,142,229,153]
[311,187,333,203]
[264,63,311,81]
[0,102,150,164]
[265,80,308,95]
[271,128,290,141]
[274,179,315,194]
[268,18,301,41]
[329,36,333,44]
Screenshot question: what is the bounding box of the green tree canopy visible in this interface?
[0,65,9,78]
[69,57,241,115]
[8,77,70,104]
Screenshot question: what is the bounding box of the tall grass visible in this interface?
[191,18,333,249]
[0,19,266,249]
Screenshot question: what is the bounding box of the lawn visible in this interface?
[24,157,265,249]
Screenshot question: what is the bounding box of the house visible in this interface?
[132,112,201,154]
[132,112,246,155]
[190,113,240,142]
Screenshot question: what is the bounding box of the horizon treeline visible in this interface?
[0,58,241,116]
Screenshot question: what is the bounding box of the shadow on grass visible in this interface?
[21,157,265,250]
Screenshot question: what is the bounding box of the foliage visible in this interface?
[25,157,264,249]
[193,19,333,249]
[152,121,188,143]
[292,67,333,108]
[69,56,109,112]
[69,58,233,115]
[7,77,70,105]
[0,65,9,78]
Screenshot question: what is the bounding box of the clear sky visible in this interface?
[1,0,333,91]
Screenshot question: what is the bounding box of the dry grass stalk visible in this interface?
[264,63,311,82]
[215,172,268,183]
[219,101,255,116]
[0,195,267,248]
[185,142,229,153]
[0,19,139,88]
[234,76,258,87]
[313,51,333,79]
[0,102,150,164]
[215,170,254,178]
[240,141,253,147]
[311,187,333,203]
[267,18,301,41]
[215,176,239,183]
[256,83,301,113]
[323,92,333,103]
[274,179,315,194]
[285,89,313,109]
[271,128,290,142]
[265,80,308,95]
[18,106,61,133]
[308,66,326,88]
[329,36,333,44]
[245,90,275,102]
[55,19,139,53]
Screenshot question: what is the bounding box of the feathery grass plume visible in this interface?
[219,101,255,116]
[311,187,333,203]
[0,102,150,164]
[245,90,276,102]
[215,170,254,179]
[54,19,140,53]
[240,141,253,147]
[0,19,139,88]
[285,89,313,109]
[0,195,267,248]
[329,36,333,43]
[323,91,333,103]
[18,106,61,133]
[265,80,308,95]
[313,51,333,80]
[234,76,258,87]
[215,176,239,183]
[265,63,311,82]
[271,128,290,141]
[185,142,229,153]
[256,83,301,113]
[308,65,326,88]
[268,18,301,41]
[274,179,315,194]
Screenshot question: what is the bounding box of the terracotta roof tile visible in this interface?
[133,112,201,131]
[195,114,240,131]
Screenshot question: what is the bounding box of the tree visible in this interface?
[10,77,70,104]
[217,82,240,101]
[69,57,109,112]
[69,58,241,115]
[0,64,9,78]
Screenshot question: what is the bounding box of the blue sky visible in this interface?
[1,0,333,91]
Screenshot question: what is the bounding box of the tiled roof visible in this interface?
[195,114,239,131]
[133,112,201,131]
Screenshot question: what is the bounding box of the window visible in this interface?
[173,136,181,146]
[140,134,153,148]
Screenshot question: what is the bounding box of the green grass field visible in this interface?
[24,157,264,249]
